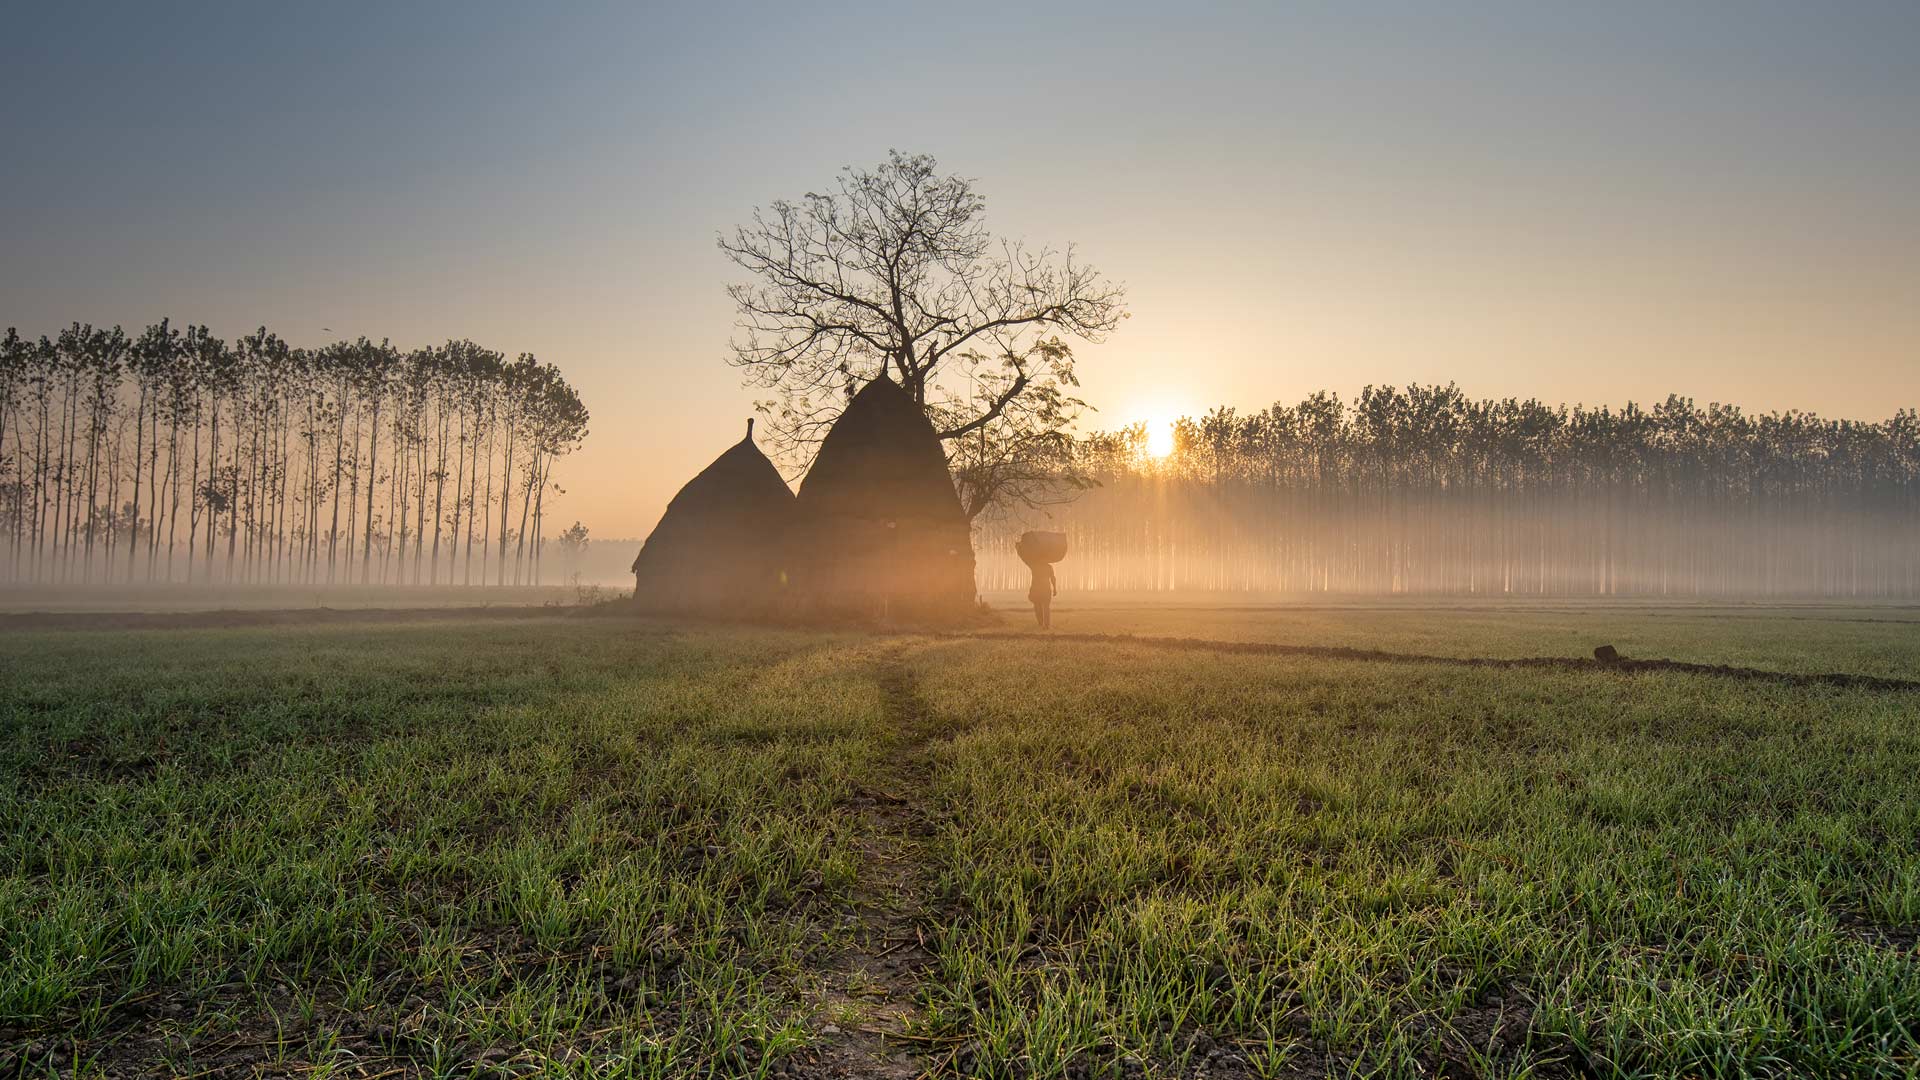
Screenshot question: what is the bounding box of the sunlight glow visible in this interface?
[1145,416,1176,459]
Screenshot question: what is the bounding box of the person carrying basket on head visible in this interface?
[1016,531,1068,630]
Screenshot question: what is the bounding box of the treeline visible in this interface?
[0,322,589,587]
[977,385,1920,597]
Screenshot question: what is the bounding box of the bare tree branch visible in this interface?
[718,151,1126,507]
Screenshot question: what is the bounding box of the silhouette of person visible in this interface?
[1029,560,1056,629]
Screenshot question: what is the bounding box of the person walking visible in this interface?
[1016,530,1067,630]
[1028,558,1056,629]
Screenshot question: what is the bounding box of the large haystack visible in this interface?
[794,378,976,618]
[632,420,794,613]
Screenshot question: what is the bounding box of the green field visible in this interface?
[2,603,1917,1078]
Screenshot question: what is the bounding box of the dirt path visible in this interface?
[796,642,944,1079]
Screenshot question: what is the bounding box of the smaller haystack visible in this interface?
[632,420,794,613]
[794,378,976,618]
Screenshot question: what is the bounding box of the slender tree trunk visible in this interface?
[50,372,75,581]
[496,422,515,586]
[446,403,467,587]
[329,383,349,584]
[528,451,549,586]
[466,403,486,585]
[81,382,104,583]
[513,449,535,586]
[205,393,221,582]
[145,390,163,578]
[479,416,495,586]
[31,396,50,576]
[421,402,440,584]
[386,416,405,584]
[224,400,242,581]
[163,408,182,583]
[186,398,204,585]
[127,381,146,581]
[361,398,380,584]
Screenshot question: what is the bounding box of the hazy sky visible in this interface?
[5,2,1917,537]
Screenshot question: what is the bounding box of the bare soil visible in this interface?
[964,631,1920,694]
[779,644,945,1079]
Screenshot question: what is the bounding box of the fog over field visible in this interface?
[5,5,1918,1077]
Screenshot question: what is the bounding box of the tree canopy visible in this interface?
[0,321,589,588]
[974,385,1920,597]
[719,151,1126,516]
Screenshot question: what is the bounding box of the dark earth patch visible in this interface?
[778,644,943,1079]
[966,631,1920,694]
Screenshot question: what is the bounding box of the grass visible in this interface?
[2,622,885,1076]
[1,605,1916,1077]
[913,640,1920,1077]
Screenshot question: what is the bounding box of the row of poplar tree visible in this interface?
[0,321,590,588]
[978,384,1920,597]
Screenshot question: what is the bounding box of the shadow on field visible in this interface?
[957,631,1920,694]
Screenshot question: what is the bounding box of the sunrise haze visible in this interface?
[5,1,1916,537]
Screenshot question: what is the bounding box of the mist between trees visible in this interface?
[975,385,1920,598]
[0,323,589,588]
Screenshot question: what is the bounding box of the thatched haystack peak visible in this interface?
[795,377,976,617]
[631,419,794,612]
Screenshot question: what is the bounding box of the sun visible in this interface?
[1145,416,1176,459]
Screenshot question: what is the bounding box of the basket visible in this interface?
[1015,530,1069,566]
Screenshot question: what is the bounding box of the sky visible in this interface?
[4,1,1917,538]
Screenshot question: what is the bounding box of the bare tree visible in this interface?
[719,150,1126,514]
[936,336,1097,520]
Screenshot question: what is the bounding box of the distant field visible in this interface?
[2,606,1916,1078]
